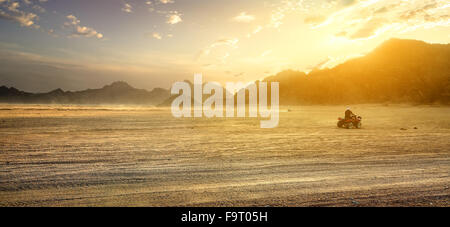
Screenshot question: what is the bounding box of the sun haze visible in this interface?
[0,0,449,92]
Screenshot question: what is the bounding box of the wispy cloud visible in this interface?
[246,25,263,38]
[305,0,450,40]
[232,12,255,23]
[196,38,239,61]
[210,38,239,48]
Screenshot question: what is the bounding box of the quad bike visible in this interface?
[337,115,362,129]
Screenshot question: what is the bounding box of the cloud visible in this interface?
[65,15,103,39]
[232,12,255,23]
[253,25,263,34]
[400,2,437,20]
[304,0,450,40]
[145,31,175,40]
[159,0,174,4]
[0,9,37,27]
[66,14,79,25]
[122,3,132,13]
[246,25,263,38]
[307,58,331,71]
[348,18,386,39]
[32,4,46,13]
[261,0,448,43]
[196,38,239,61]
[0,1,39,27]
[75,26,103,39]
[7,1,19,12]
[166,12,182,24]
[267,0,308,29]
[210,38,239,48]
[151,32,162,40]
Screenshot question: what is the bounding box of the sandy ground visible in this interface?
[0,104,449,207]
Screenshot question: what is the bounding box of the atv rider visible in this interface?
[345,107,355,120]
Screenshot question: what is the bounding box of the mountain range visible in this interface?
[0,81,170,105]
[264,38,450,105]
[0,38,449,105]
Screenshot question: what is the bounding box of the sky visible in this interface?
[0,0,449,92]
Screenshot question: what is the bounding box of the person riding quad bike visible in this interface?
[338,107,362,129]
[345,108,355,120]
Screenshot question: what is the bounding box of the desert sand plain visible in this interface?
[0,104,448,206]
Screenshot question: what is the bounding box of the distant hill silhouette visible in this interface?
[264,38,450,104]
[158,80,235,107]
[2,39,449,106]
[0,81,170,105]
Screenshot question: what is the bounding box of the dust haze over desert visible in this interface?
[0,0,449,207]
